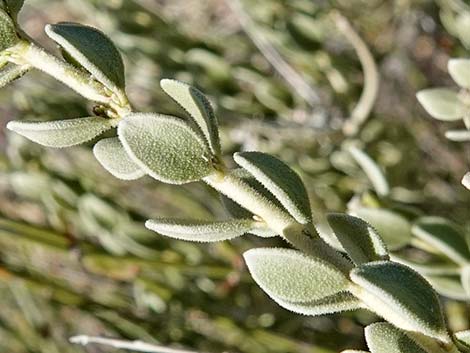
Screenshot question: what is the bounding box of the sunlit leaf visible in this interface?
[463,172,470,190]
[327,213,388,265]
[365,323,428,353]
[160,79,221,156]
[461,265,470,298]
[347,145,389,197]
[351,261,448,342]
[7,117,116,148]
[244,248,349,303]
[0,9,18,51]
[118,113,214,184]
[0,64,29,88]
[351,208,412,250]
[425,274,468,301]
[448,58,470,88]
[445,129,470,142]
[412,217,470,265]
[234,151,311,224]
[45,22,125,90]
[93,137,145,180]
[416,88,464,121]
[455,330,470,348]
[145,218,256,242]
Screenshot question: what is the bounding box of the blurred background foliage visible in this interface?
[0,0,469,352]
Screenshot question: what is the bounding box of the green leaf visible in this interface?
[118,113,214,184]
[455,330,470,347]
[93,137,145,180]
[425,274,468,301]
[365,323,428,353]
[416,88,464,121]
[0,64,29,88]
[145,218,255,242]
[45,22,125,90]
[244,248,349,303]
[412,217,470,265]
[351,261,448,342]
[461,265,470,298]
[160,79,221,156]
[351,208,412,250]
[445,129,470,142]
[463,172,470,190]
[7,117,116,148]
[273,292,363,317]
[2,0,24,21]
[234,151,312,224]
[342,351,370,353]
[448,58,470,88]
[391,254,460,276]
[347,145,389,197]
[327,213,388,265]
[0,9,18,51]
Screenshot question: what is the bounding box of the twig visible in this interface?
[225,0,321,109]
[70,335,200,353]
[333,13,380,136]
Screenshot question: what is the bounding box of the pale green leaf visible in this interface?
[342,351,370,353]
[7,117,116,148]
[416,88,464,121]
[160,79,220,156]
[145,218,255,242]
[327,213,388,265]
[391,254,460,276]
[0,64,29,88]
[455,330,470,347]
[426,274,468,301]
[273,292,363,317]
[412,217,470,265]
[445,129,470,142]
[45,22,125,90]
[118,113,214,184]
[347,145,389,196]
[234,151,312,224]
[351,208,412,250]
[448,58,470,88]
[351,261,448,342]
[365,323,428,353]
[462,172,470,190]
[461,265,470,298]
[93,137,145,180]
[244,248,349,303]
[0,9,18,51]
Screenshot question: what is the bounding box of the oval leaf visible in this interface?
[462,172,470,190]
[412,217,470,265]
[327,213,388,265]
[448,58,470,88]
[351,208,412,250]
[0,64,30,88]
[0,9,18,51]
[274,292,363,317]
[234,151,312,224]
[244,248,349,303]
[7,117,116,148]
[118,113,214,184]
[351,261,448,342]
[145,218,256,242]
[45,22,125,90]
[416,88,464,121]
[160,79,220,156]
[347,145,389,197]
[93,137,145,180]
[426,274,468,301]
[445,129,470,142]
[365,323,428,353]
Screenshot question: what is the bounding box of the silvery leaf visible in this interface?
[234,151,311,224]
[448,58,470,88]
[445,129,470,142]
[45,22,125,91]
[416,88,464,121]
[347,145,389,197]
[412,217,470,265]
[244,247,349,303]
[351,261,448,342]
[160,79,220,156]
[93,137,145,180]
[462,172,470,190]
[327,213,388,265]
[461,265,470,297]
[351,208,412,250]
[0,9,18,51]
[145,218,256,242]
[7,117,116,148]
[425,274,468,301]
[455,330,470,348]
[0,64,29,88]
[365,323,429,353]
[118,113,214,184]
